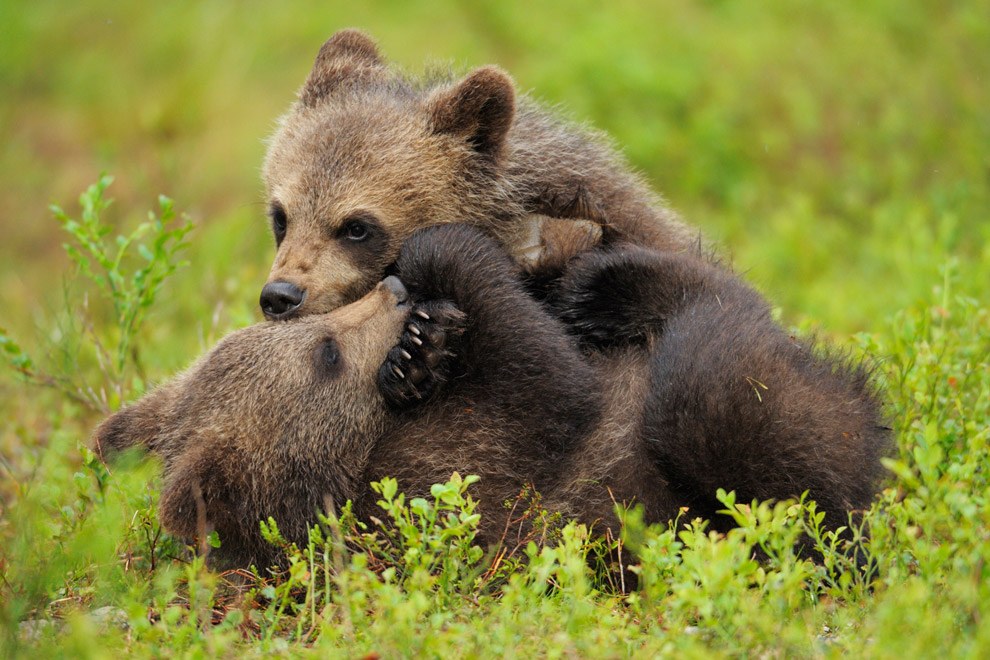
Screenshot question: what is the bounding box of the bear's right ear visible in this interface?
[91,386,174,461]
[428,66,516,159]
[300,29,385,107]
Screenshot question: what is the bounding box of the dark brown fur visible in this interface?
[549,245,890,535]
[95,226,888,569]
[260,29,693,319]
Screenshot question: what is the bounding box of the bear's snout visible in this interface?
[260,280,306,320]
[381,276,408,304]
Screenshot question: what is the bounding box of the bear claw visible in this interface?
[379,300,465,409]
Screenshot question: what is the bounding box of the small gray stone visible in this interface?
[90,606,130,631]
[18,619,56,642]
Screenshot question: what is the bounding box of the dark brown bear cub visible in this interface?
[548,246,890,535]
[95,226,888,569]
[96,226,600,569]
[259,29,693,320]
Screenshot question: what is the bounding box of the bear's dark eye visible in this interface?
[317,338,341,374]
[342,219,369,242]
[333,211,385,254]
[269,202,288,245]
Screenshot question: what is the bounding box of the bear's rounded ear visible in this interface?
[91,387,174,461]
[428,66,516,159]
[301,29,385,107]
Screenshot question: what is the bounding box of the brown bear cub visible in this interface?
[95,226,888,570]
[259,29,693,320]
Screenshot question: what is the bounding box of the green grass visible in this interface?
[1,1,988,656]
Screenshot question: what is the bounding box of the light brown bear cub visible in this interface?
[259,29,693,320]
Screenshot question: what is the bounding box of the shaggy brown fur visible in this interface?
[259,29,693,320]
[548,245,890,535]
[95,226,888,569]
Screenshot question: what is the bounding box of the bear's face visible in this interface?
[93,278,412,516]
[259,30,517,320]
[180,278,407,453]
[262,99,460,317]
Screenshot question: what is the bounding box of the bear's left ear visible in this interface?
[301,29,386,107]
[428,66,516,159]
[91,385,175,461]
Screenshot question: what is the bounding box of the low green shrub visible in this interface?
[2,176,987,657]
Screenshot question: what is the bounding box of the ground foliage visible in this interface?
[1,1,988,656]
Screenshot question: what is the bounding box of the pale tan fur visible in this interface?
[260,29,695,318]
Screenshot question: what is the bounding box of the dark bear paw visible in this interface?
[378,300,465,409]
[550,247,661,348]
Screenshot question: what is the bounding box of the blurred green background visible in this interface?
[1,3,989,652]
[1,0,987,376]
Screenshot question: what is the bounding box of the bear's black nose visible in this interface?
[382,275,408,304]
[260,281,305,320]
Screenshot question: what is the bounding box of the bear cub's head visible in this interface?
[93,276,412,566]
[260,29,519,320]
